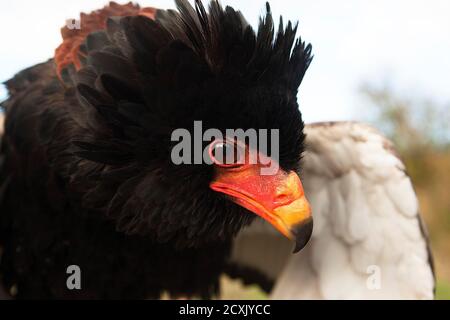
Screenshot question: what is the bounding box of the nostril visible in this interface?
[273,172,303,206]
[274,193,292,206]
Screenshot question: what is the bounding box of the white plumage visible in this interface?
[231,121,435,299]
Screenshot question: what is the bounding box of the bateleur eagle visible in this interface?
[0,0,434,299]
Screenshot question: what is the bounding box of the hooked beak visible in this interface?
[210,165,313,253]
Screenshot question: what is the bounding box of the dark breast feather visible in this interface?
[0,20,230,301]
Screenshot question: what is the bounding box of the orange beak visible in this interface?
[210,161,313,253]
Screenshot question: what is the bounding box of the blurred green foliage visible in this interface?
[436,281,450,300]
[360,84,450,154]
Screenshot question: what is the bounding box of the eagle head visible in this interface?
[70,0,313,251]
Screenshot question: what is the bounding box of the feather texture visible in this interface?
[0,1,311,298]
[55,1,157,77]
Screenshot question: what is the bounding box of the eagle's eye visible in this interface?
[208,140,245,167]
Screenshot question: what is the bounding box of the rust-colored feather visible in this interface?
[54,1,157,78]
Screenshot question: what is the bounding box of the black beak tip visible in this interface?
[292,218,313,253]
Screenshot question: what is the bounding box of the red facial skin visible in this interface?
[209,140,312,242]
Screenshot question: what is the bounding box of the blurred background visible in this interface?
[0,0,449,298]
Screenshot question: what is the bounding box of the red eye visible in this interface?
[208,140,245,167]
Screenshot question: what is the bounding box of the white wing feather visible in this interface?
[231,121,434,300]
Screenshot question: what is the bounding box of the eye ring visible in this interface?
[208,139,245,168]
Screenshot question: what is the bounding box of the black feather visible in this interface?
[0,0,311,299]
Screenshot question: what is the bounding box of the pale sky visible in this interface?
[0,0,449,122]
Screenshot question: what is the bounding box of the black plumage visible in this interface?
[0,0,312,299]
